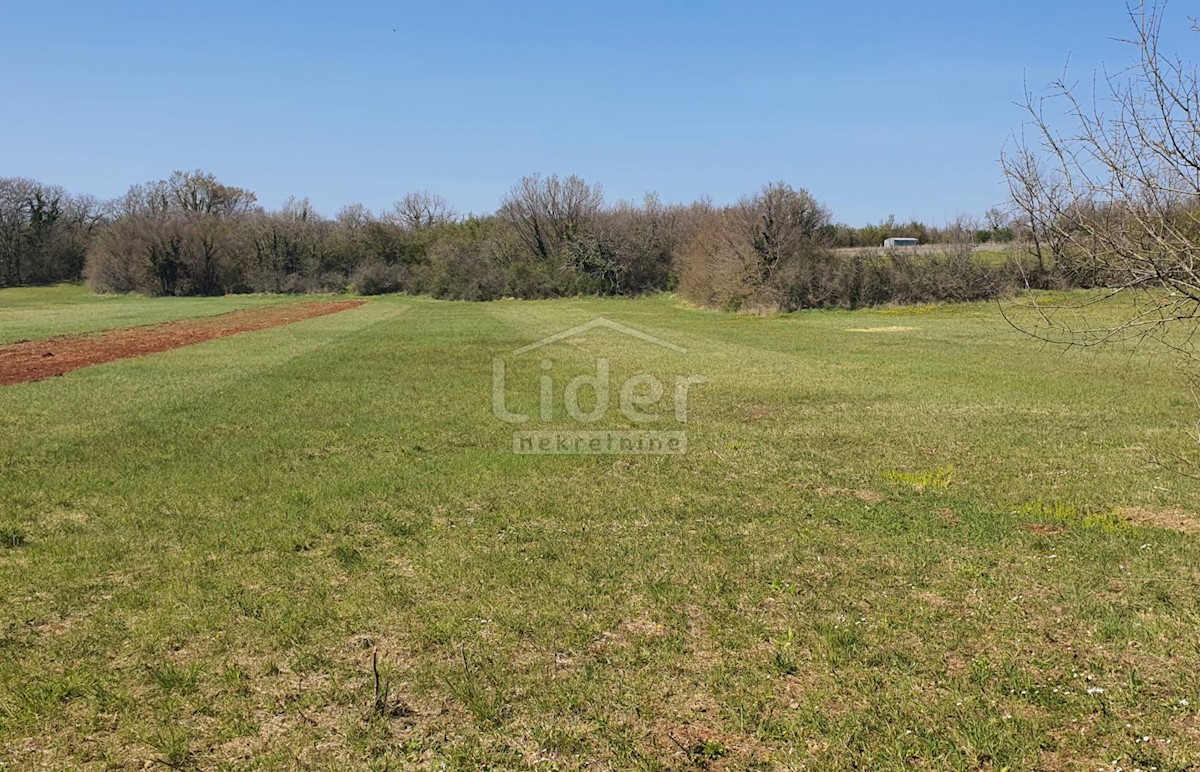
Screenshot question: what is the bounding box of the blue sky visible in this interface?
[2,1,1188,224]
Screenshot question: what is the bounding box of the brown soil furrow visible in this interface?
[0,299,366,386]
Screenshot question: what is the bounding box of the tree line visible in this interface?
[0,178,105,287]
[1,170,1031,310]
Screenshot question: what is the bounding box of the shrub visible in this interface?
[417,241,505,301]
[351,260,408,296]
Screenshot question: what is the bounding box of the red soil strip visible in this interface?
[0,300,366,386]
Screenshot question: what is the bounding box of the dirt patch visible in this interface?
[0,300,366,386]
[916,590,952,609]
[845,326,917,333]
[793,482,884,504]
[1115,506,1200,534]
[1020,523,1067,536]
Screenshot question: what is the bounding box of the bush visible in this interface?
[416,241,503,300]
[351,260,409,295]
[85,220,151,293]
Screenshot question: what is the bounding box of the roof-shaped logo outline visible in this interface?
[511,317,687,355]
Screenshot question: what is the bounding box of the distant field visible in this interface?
[1,287,1198,768]
[833,243,1018,260]
[0,284,302,345]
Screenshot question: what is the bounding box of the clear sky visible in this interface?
[2,1,1190,225]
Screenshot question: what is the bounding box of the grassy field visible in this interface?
[1,286,1198,769]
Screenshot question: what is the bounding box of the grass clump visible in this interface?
[883,467,955,491]
[0,528,26,548]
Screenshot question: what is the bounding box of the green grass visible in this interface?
[1,287,1199,768]
[0,283,302,344]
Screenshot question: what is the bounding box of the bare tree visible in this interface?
[941,213,982,262]
[1002,1,1200,351]
[387,191,456,231]
[335,203,374,230]
[498,173,604,262]
[735,182,831,286]
[164,170,258,216]
[1004,133,1076,276]
[985,207,1008,234]
[280,196,317,222]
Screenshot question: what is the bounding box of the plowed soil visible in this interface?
[0,299,366,385]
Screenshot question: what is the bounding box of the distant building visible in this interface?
[884,237,919,248]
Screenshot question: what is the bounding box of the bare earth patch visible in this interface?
[793,482,884,504]
[744,405,780,420]
[1116,506,1200,534]
[1020,523,1067,536]
[0,300,366,385]
[845,326,917,333]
